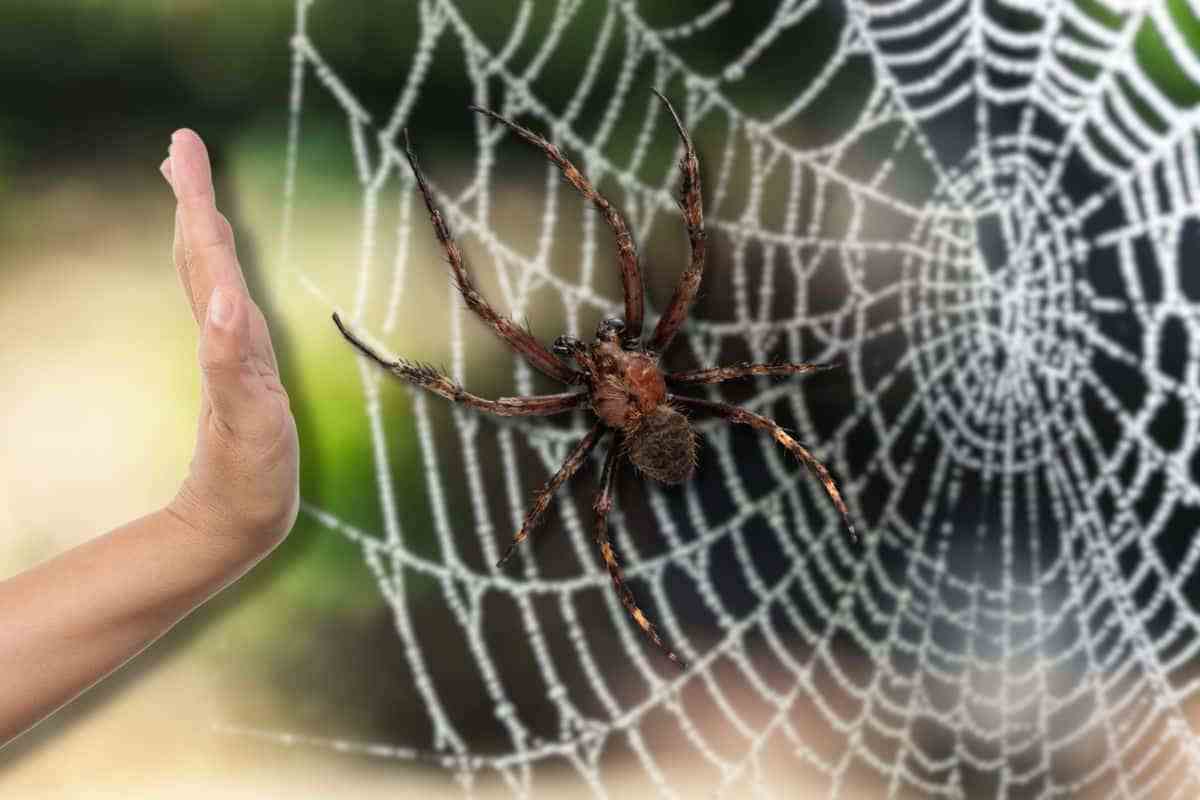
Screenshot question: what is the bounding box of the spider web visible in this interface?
[251,0,1200,796]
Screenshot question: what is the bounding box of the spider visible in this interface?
[332,92,855,668]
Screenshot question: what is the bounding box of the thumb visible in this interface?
[198,284,259,435]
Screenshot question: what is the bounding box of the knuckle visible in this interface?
[178,187,216,210]
[198,347,249,377]
[187,237,235,266]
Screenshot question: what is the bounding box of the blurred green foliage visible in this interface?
[1137,0,1200,105]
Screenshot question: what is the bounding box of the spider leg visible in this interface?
[646,90,705,356]
[498,421,606,567]
[593,439,686,668]
[671,394,857,544]
[667,361,839,386]
[401,132,581,386]
[468,104,645,341]
[334,313,586,416]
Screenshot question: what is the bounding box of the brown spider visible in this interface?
[332,92,855,668]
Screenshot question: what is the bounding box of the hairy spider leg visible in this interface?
[498,421,605,567]
[468,105,645,342]
[333,313,587,417]
[671,395,857,544]
[593,439,686,668]
[667,361,840,386]
[647,90,706,356]
[400,131,581,386]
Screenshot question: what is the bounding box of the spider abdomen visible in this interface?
[626,405,696,485]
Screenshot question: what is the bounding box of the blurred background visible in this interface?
[6,2,1200,798]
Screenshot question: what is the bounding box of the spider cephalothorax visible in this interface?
[333,92,855,668]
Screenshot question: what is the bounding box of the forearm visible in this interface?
[0,505,265,747]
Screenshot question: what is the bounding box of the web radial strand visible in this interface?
[262,0,1200,796]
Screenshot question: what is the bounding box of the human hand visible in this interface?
[160,130,299,558]
[0,131,300,747]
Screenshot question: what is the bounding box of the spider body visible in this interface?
[333,92,855,668]
[562,322,697,485]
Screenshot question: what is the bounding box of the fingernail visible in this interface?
[159,157,172,185]
[168,131,185,164]
[209,286,232,327]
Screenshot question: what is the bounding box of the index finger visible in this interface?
[168,129,246,323]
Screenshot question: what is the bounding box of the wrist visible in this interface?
[164,479,285,572]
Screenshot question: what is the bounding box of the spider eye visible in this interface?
[597,317,626,340]
[552,335,576,357]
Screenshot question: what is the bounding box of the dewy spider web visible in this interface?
[257,0,1200,796]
